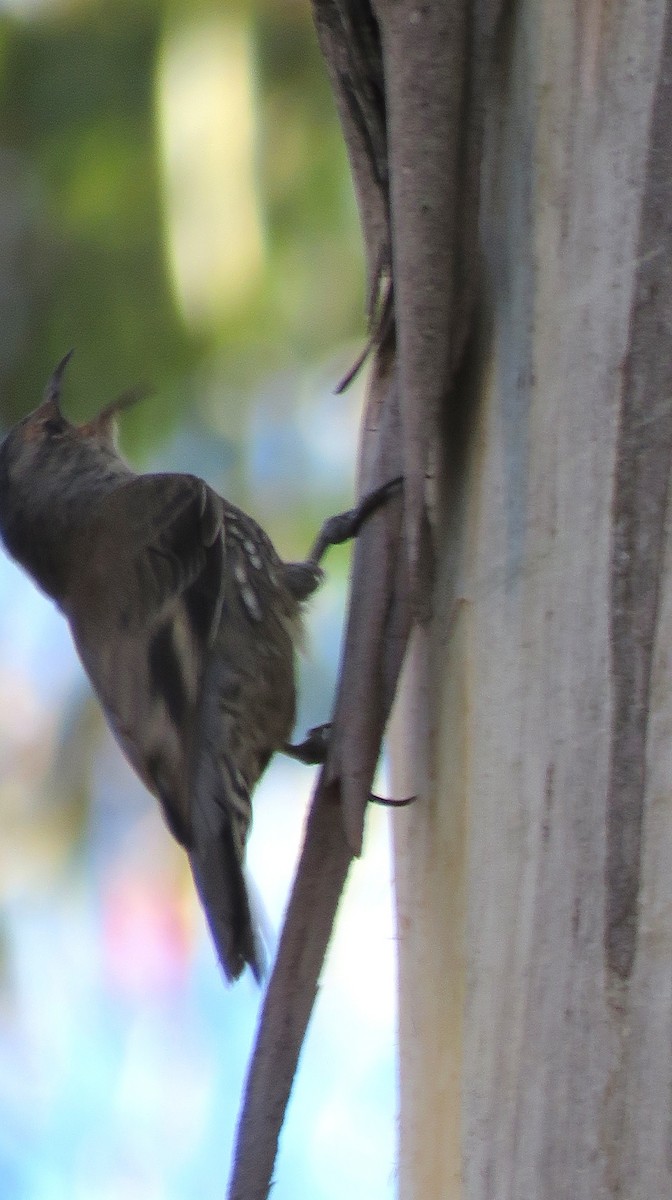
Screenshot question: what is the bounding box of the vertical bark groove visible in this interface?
[606,4,672,979]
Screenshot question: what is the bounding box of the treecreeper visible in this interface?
[0,352,400,982]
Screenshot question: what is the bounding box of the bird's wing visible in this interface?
[67,474,226,833]
[78,472,226,639]
[70,473,264,982]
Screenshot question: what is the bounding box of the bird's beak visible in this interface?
[43,349,75,412]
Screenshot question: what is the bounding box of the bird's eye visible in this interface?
[42,418,64,437]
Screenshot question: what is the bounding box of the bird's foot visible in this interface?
[284,722,416,807]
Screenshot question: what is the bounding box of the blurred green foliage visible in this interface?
[0,0,363,463]
[0,0,366,903]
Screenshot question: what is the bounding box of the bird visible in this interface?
[0,352,400,982]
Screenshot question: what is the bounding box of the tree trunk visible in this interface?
[392,4,672,1198]
[231,4,672,1194]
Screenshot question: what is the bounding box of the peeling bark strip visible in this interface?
[325,356,411,852]
[227,781,352,1200]
[229,2,502,1193]
[607,10,672,980]
[373,0,482,593]
[312,0,390,299]
[227,363,410,1200]
[312,0,388,194]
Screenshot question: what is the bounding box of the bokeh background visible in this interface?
[0,2,398,1197]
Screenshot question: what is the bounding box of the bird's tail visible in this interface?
[190,815,264,982]
[189,735,265,983]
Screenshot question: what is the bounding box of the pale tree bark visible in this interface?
[392,3,672,1199]
[229,3,672,1197]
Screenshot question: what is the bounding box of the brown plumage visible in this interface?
[0,354,321,981]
